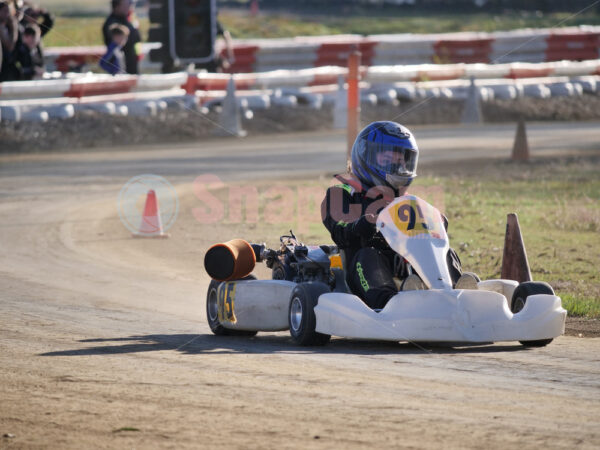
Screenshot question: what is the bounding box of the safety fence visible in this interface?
[43,26,600,74]
[2,59,599,101]
[1,74,598,123]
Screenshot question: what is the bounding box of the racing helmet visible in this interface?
[351,121,419,190]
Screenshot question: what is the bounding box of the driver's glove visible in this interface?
[352,213,377,239]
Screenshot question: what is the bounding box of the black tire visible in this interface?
[510,281,555,347]
[288,282,331,346]
[272,262,293,281]
[206,279,258,337]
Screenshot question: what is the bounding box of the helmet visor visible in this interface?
[359,142,418,177]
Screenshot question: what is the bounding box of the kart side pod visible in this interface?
[204,239,256,281]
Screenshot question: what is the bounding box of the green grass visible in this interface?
[561,294,600,318]
[43,17,108,47]
[43,16,150,47]
[38,0,108,15]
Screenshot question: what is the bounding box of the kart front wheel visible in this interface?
[206,279,258,337]
[288,283,331,346]
[510,281,555,347]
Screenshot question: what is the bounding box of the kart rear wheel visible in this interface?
[510,281,555,347]
[206,279,258,337]
[288,282,331,346]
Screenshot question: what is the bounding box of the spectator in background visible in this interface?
[20,3,54,38]
[99,23,129,75]
[102,0,141,74]
[14,23,43,79]
[0,0,19,81]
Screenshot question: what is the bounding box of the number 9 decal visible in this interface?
[390,199,443,238]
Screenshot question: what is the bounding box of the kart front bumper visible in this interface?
[315,289,566,343]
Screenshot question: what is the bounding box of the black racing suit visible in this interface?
[321,175,462,310]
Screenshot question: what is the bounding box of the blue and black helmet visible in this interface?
[351,121,419,190]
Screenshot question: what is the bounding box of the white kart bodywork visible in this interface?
[315,290,565,342]
[313,195,566,343]
[217,195,566,343]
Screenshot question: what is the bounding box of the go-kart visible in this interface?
[204,195,566,347]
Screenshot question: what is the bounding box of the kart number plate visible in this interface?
[218,282,237,324]
[389,197,445,239]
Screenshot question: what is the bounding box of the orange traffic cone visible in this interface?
[500,213,531,282]
[133,190,169,238]
[511,119,530,162]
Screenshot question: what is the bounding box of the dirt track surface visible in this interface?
[2,124,600,449]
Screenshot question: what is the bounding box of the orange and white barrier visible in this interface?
[2,59,600,102]
[44,43,161,73]
[0,73,186,99]
[222,26,600,72]
[41,27,600,75]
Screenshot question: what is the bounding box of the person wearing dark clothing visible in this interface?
[15,4,53,80]
[102,0,140,74]
[14,23,43,79]
[321,178,402,309]
[100,23,128,75]
[321,121,464,310]
[20,4,54,37]
[0,0,19,81]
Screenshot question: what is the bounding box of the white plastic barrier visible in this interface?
[522,84,552,98]
[548,82,584,97]
[372,34,437,66]
[1,105,20,121]
[490,29,549,63]
[77,102,117,115]
[45,104,75,120]
[573,76,598,93]
[3,59,600,101]
[0,79,71,99]
[3,71,599,122]
[490,84,520,100]
[135,73,188,92]
[23,109,49,123]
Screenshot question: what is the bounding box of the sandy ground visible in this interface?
[1,126,600,449]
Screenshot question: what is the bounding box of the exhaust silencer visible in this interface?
[204,239,256,281]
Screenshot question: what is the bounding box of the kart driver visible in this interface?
[321,121,465,310]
